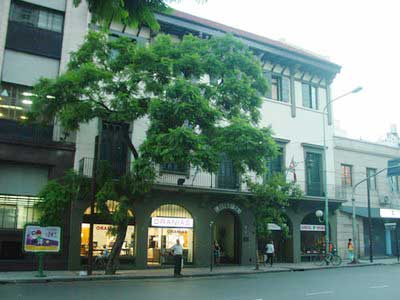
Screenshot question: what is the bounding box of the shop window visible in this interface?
[300,213,326,261]
[0,82,33,121]
[148,205,193,265]
[0,195,40,229]
[80,223,136,257]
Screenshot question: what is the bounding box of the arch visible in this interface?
[264,215,293,263]
[84,200,134,217]
[150,204,192,219]
[300,212,329,259]
[147,204,194,266]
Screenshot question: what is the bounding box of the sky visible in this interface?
[170,0,400,142]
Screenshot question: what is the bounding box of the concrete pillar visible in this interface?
[385,227,392,256]
[67,200,87,270]
[134,206,149,268]
[0,0,11,79]
[291,217,302,263]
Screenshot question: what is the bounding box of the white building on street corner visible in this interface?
[334,136,400,259]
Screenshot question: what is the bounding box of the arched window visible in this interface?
[150,204,192,218]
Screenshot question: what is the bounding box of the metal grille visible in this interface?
[151,204,192,218]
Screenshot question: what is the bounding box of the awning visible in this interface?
[341,206,381,218]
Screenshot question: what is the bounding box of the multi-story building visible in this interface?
[0,0,75,270]
[334,135,400,259]
[1,0,343,270]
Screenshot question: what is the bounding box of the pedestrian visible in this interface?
[171,239,183,277]
[265,240,275,267]
[347,238,354,262]
[213,240,221,265]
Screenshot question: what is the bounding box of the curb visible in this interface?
[0,262,398,285]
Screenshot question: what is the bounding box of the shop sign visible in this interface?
[151,217,193,228]
[23,225,61,253]
[214,203,242,215]
[380,208,400,219]
[96,225,113,231]
[300,224,325,232]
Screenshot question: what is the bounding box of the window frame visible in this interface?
[304,148,324,197]
[159,162,190,177]
[366,167,377,190]
[301,82,318,110]
[9,0,64,34]
[340,164,353,187]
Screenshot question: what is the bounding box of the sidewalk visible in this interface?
[1,258,398,284]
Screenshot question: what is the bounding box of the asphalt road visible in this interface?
[1,265,400,300]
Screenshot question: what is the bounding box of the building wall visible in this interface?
[0,0,11,78]
[334,136,400,259]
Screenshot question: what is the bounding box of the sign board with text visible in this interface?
[23,225,61,253]
[151,217,193,228]
[300,224,325,232]
[380,209,400,219]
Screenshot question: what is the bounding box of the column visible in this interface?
[385,227,392,256]
[326,84,333,125]
[134,208,149,268]
[290,68,296,118]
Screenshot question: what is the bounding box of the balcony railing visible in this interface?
[0,119,54,144]
[77,157,348,200]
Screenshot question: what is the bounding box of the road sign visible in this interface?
[387,158,400,177]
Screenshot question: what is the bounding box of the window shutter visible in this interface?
[281,77,291,102]
[263,71,272,98]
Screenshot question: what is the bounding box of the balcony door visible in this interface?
[305,151,323,197]
[217,155,239,189]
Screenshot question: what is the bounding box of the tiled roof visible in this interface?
[169,10,339,70]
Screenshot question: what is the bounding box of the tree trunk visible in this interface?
[105,223,128,275]
[255,233,260,270]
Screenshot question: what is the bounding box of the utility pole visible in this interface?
[366,173,373,263]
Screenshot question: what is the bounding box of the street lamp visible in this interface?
[322,86,362,255]
[315,210,324,223]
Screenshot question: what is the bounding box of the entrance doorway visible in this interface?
[214,210,240,264]
[147,204,194,266]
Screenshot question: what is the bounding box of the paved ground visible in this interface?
[1,264,400,300]
[0,258,398,284]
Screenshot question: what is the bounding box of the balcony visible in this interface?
[77,158,348,200]
[0,119,54,144]
[6,21,63,59]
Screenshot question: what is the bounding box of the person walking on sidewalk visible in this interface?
[265,241,275,266]
[171,239,183,277]
[347,238,354,262]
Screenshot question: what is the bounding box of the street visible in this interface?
[1,265,400,300]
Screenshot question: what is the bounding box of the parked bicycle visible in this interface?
[315,251,342,266]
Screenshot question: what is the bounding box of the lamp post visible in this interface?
[322,86,362,255]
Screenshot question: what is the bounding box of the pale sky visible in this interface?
[170,0,400,142]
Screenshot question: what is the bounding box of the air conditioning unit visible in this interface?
[379,195,391,205]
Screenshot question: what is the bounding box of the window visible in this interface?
[264,72,290,102]
[366,168,377,190]
[341,164,352,186]
[9,1,64,33]
[302,83,318,109]
[0,195,40,229]
[305,151,323,196]
[266,147,284,180]
[0,82,32,121]
[390,176,400,193]
[160,163,189,175]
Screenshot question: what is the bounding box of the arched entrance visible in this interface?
[214,209,241,264]
[80,200,135,266]
[264,217,293,263]
[147,204,194,266]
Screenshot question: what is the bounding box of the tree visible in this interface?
[73,0,205,31]
[30,31,278,274]
[246,173,302,269]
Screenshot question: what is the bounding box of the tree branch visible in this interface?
[124,131,139,160]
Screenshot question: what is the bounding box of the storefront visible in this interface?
[80,200,135,264]
[147,204,194,265]
[300,213,326,261]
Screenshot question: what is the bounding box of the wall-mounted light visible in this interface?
[22,92,36,97]
[0,104,23,110]
[20,116,28,120]
[46,95,56,99]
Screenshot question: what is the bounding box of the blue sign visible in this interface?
[387,158,400,177]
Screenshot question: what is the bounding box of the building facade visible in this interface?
[0,0,75,270]
[1,0,344,270]
[334,136,400,259]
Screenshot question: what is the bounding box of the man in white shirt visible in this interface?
[265,241,275,267]
[171,239,183,277]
